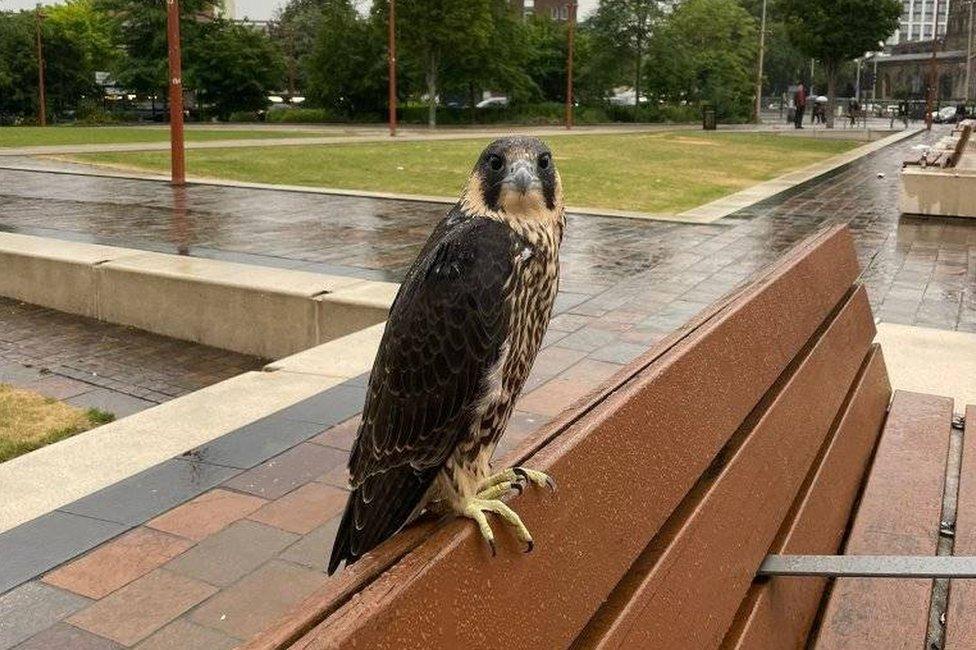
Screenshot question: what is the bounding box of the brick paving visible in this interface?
[4,128,976,648]
[0,298,264,418]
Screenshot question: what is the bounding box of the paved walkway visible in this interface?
[3,127,976,649]
[0,298,264,418]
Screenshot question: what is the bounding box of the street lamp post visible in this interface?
[34,4,46,127]
[926,0,942,130]
[966,0,974,103]
[166,0,185,186]
[565,2,576,129]
[754,0,768,124]
[388,0,397,137]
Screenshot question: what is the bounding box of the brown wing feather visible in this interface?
[328,213,516,574]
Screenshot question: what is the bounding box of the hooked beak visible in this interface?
[505,159,538,194]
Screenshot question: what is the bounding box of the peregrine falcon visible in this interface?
[328,137,564,575]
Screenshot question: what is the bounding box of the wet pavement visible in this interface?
[0,298,264,417]
[0,127,973,336]
[2,127,976,649]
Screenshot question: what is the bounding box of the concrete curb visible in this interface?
[0,232,398,359]
[677,127,925,222]
[0,127,918,225]
[0,321,386,536]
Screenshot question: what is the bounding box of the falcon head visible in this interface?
[461,137,563,221]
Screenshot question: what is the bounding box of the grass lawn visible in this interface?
[0,126,328,148]
[70,131,861,213]
[0,384,114,463]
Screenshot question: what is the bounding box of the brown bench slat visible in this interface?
[814,390,954,649]
[722,344,891,649]
[578,286,876,648]
[280,226,861,649]
[946,404,976,648]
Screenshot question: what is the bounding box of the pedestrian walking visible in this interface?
[794,82,807,129]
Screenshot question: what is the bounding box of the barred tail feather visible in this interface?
[327,466,438,576]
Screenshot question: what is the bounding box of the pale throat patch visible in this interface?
[460,172,564,227]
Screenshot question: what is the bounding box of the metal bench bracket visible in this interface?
[759,555,976,579]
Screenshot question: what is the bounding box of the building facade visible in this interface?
[876,0,972,100]
[888,0,952,45]
[514,0,573,21]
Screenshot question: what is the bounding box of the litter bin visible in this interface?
[702,106,716,130]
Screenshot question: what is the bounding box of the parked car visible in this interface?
[930,105,959,124]
[476,97,508,109]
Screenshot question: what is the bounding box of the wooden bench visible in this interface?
[904,120,973,169]
[244,224,970,649]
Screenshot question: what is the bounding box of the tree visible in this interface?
[780,0,900,127]
[646,0,757,120]
[396,0,494,127]
[306,0,387,116]
[270,0,332,95]
[94,0,219,98]
[441,0,536,109]
[187,19,284,120]
[43,0,117,118]
[591,0,665,106]
[0,11,38,121]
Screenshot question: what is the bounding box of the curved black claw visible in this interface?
[544,475,557,494]
[513,467,528,482]
[488,539,497,557]
[512,481,524,496]
[524,540,534,554]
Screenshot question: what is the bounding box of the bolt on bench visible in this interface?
[246,224,972,649]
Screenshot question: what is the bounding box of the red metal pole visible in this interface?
[35,4,46,127]
[167,0,186,186]
[565,2,576,130]
[926,0,941,131]
[388,0,397,137]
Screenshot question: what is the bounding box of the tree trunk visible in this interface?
[825,62,837,129]
[426,50,438,129]
[634,40,643,112]
[468,82,476,124]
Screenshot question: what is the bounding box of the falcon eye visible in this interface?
[488,154,504,172]
[538,153,551,170]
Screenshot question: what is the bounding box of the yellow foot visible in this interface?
[462,497,534,556]
[478,466,557,497]
[463,467,556,556]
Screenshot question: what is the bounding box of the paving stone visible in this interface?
[276,385,366,427]
[278,516,343,571]
[164,520,297,587]
[0,512,126,595]
[42,527,193,599]
[248,482,348,534]
[146,488,266,542]
[0,582,90,650]
[65,389,156,419]
[0,297,262,411]
[223,443,347,499]
[189,415,325,469]
[189,560,328,640]
[61,459,240,527]
[308,416,360,451]
[588,341,649,365]
[19,375,94,400]
[11,623,122,650]
[556,327,620,353]
[0,362,43,385]
[67,570,216,647]
[133,618,237,650]
[316,463,352,490]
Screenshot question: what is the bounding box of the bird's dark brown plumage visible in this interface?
[329,137,564,575]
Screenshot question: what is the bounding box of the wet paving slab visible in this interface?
[0,297,264,416]
[1,129,975,648]
[1,129,973,339]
